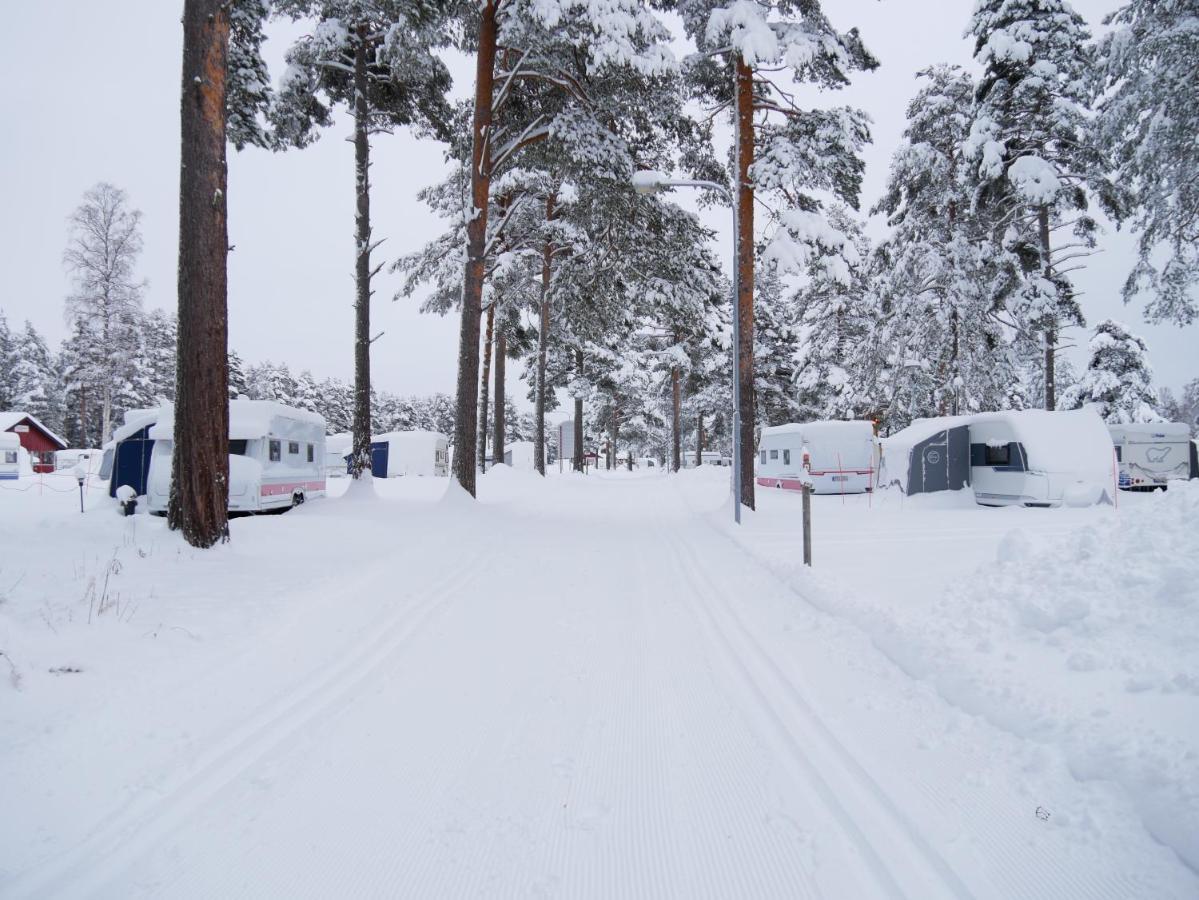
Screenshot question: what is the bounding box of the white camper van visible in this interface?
[0,431,21,481]
[757,420,876,494]
[370,431,449,477]
[54,448,101,472]
[146,401,327,514]
[968,409,1113,507]
[325,432,352,478]
[1108,423,1198,490]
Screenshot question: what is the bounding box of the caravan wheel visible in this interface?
[292,491,306,507]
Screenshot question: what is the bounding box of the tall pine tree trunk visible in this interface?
[170,0,230,548]
[79,386,88,449]
[493,328,506,467]
[1038,205,1056,411]
[533,194,555,476]
[478,303,494,472]
[573,348,584,473]
[670,364,681,472]
[609,404,619,470]
[735,55,756,510]
[350,27,373,478]
[452,0,498,496]
[696,413,703,466]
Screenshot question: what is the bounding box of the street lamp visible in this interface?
[632,169,742,525]
[73,464,86,514]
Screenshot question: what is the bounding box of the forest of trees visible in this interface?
[6,0,1197,545]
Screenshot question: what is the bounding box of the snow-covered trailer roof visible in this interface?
[0,431,19,450]
[760,420,874,441]
[972,407,1113,476]
[149,401,326,441]
[373,430,447,451]
[1108,422,1192,442]
[112,409,162,444]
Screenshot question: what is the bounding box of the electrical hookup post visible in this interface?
[800,467,813,567]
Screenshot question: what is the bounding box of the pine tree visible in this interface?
[872,65,1023,428]
[0,313,17,410]
[674,0,877,509]
[1062,320,1161,423]
[965,0,1110,410]
[1094,0,1199,324]
[272,0,453,478]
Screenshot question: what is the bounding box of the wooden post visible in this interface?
[802,484,812,567]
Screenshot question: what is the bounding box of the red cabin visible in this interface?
[0,412,67,473]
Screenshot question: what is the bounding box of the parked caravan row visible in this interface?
[757,420,877,494]
[1108,423,1199,489]
[880,408,1116,507]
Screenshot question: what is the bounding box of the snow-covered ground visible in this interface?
[1,466,1196,897]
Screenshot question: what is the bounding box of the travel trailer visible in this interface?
[146,401,327,514]
[757,420,877,494]
[325,432,352,478]
[1108,423,1198,490]
[370,431,449,477]
[54,448,101,472]
[882,408,1115,507]
[0,432,22,480]
[503,441,536,470]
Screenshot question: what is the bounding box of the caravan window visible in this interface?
[1115,446,1122,462]
[760,450,766,464]
[269,440,281,462]
[288,441,300,455]
[229,440,248,456]
[3,451,15,465]
[770,449,778,460]
[783,449,791,466]
[307,443,314,463]
[984,444,1011,466]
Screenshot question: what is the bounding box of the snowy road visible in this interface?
[4,470,1196,898]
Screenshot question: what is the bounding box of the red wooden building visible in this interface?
[0,412,67,473]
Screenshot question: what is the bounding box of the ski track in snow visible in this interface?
[3,471,1196,898]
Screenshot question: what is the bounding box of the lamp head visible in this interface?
[631,169,668,195]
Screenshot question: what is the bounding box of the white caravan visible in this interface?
[0,431,21,480]
[325,432,352,478]
[146,400,327,514]
[503,440,536,470]
[1108,422,1198,490]
[757,420,876,494]
[54,448,101,472]
[370,431,449,477]
[968,408,1113,507]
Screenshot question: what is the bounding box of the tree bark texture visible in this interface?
[608,404,618,470]
[671,365,681,473]
[451,0,498,496]
[696,413,703,466]
[533,193,555,476]
[735,55,756,510]
[350,27,374,478]
[493,328,506,467]
[169,0,230,548]
[573,348,584,473]
[1038,205,1056,411]
[478,302,494,472]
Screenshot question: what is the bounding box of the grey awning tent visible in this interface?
[880,416,974,496]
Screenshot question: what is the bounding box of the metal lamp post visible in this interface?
[632,170,742,524]
[74,466,86,514]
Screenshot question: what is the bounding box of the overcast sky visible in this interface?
[0,0,1194,410]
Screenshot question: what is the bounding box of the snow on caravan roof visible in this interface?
[0,431,19,449]
[761,420,873,439]
[1108,422,1191,441]
[973,407,1113,475]
[112,409,162,444]
[149,401,326,441]
[374,430,447,449]
[880,414,974,464]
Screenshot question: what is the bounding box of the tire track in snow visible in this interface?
[659,519,974,900]
[5,552,495,899]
